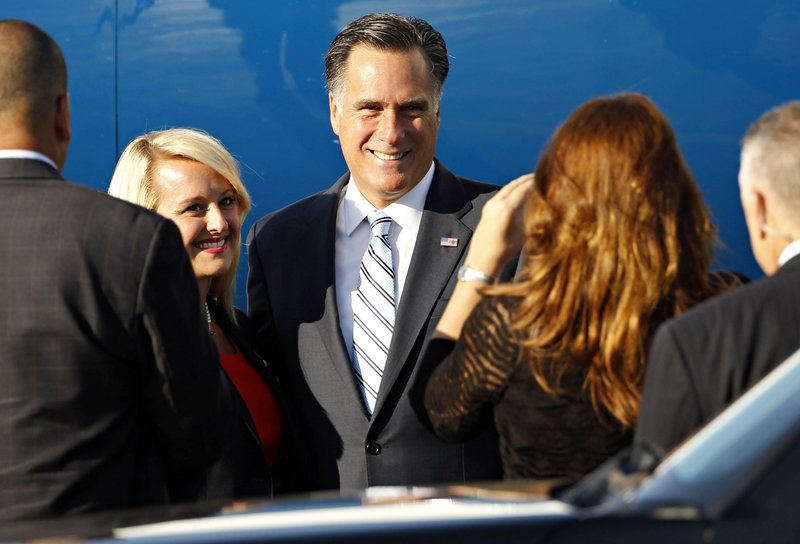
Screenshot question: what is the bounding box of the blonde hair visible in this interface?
[491,93,718,429]
[108,128,251,320]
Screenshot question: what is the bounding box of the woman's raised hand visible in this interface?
[464,173,535,277]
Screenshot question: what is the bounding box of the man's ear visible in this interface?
[329,92,341,136]
[754,189,769,238]
[55,94,71,144]
[740,182,766,240]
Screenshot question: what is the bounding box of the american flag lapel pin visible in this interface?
[440,237,459,247]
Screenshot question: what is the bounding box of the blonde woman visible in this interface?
[109,128,304,498]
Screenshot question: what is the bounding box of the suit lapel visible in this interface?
[374,162,473,414]
[304,175,369,412]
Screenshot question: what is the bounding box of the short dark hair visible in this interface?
[0,19,67,124]
[325,13,449,101]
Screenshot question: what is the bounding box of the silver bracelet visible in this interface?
[457,265,497,283]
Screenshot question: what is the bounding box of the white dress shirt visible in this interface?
[335,162,435,356]
[778,239,800,267]
[0,149,58,170]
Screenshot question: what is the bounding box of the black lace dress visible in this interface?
[423,295,631,481]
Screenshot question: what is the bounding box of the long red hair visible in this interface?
[491,93,718,428]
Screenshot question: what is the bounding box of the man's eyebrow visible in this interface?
[351,99,431,110]
[399,99,430,109]
[353,99,383,109]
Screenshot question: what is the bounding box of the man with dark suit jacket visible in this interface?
[247,13,507,490]
[634,100,800,459]
[0,20,233,521]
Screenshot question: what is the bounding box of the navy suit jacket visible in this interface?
[247,160,507,490]
[194,303,310,498]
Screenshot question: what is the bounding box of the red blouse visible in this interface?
[220,349,284,468]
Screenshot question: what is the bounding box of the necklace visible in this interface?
[204,302,215,336]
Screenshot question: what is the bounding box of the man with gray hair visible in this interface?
[248,13,510,490]
[633,101,800,458]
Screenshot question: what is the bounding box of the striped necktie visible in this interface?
[352,211,395,414]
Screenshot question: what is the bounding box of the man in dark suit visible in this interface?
[0,20,233,521]
[634,100,800,459]
[247,13,507,490]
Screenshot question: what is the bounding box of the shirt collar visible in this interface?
[0,149,59,171]
[341,162,435,236]
[778,239,800,268]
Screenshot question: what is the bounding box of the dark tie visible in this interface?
[352,211,395,414]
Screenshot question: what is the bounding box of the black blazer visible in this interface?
[0,159,233,521]
[191,302,309,499]
[634,254,800,458]
[247,160,510,490]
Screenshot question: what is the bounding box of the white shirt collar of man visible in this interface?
[0,149,59,171]
[778,238,800,268]
[342,162,435,237]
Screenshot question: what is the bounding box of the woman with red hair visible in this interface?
[420,93,738,481]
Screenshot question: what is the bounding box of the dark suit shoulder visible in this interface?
[70,182,183,273]
[24,177,168,232]
[255,188,327,223]
[457,176,502,197]
[457,178,501,218]
[5,176,180,284]
[653,269,800,381]
[664,266,799,340]
[639,264,800,454]
[250,181,341,236]
[432,159,499,189]
[422,161,501,225]
[433,160,500,199]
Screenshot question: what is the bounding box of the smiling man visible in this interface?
[247,13,511,490]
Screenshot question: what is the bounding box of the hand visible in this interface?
[465,173,534,276]
[433,173,534,340]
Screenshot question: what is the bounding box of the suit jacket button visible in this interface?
[366,442,382,455]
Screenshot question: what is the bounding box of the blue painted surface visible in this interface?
[6,0,800,305]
